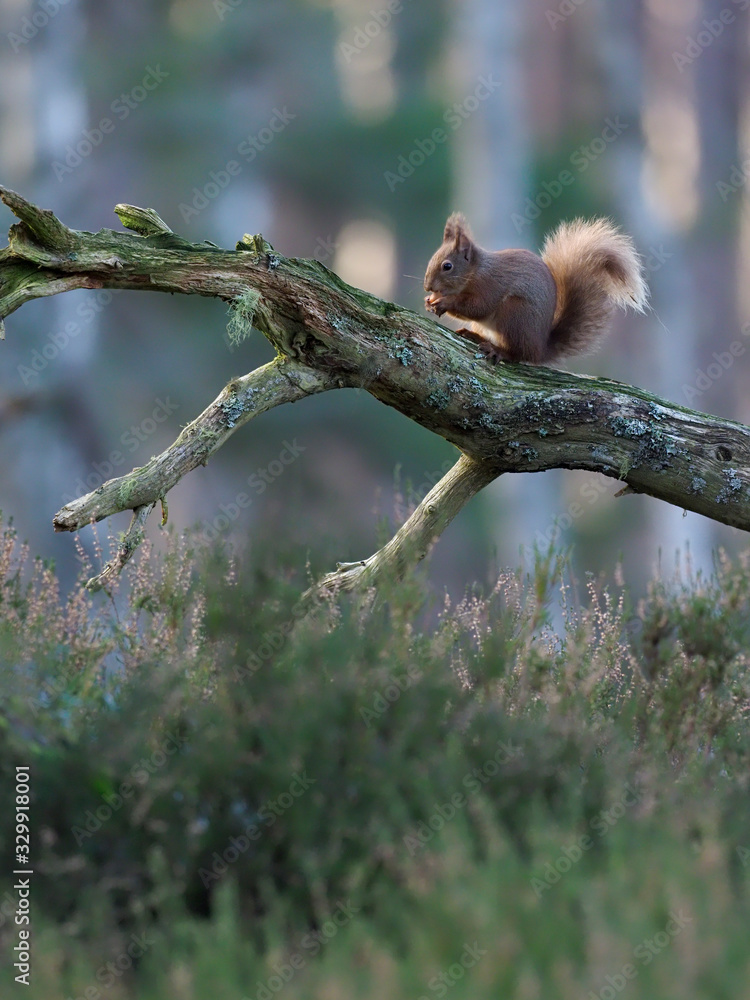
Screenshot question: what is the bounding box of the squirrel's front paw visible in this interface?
[425,294,447,317]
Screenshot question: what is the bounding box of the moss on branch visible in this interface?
[2,186,750,590]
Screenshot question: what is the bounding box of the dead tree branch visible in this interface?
[2,187,750,592]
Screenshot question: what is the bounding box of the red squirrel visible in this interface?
[423,213,647,364]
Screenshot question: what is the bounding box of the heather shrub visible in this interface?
[1,516,749,998]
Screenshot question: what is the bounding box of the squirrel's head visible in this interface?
[424,213,476,296]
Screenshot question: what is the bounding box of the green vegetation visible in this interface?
[1,516,750,998]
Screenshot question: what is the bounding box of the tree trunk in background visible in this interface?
[693,0,741,416]
[450,0,563,568]
[0,0,107,581]
[599,0,715,577]
[32,0,112,484]
[736,0,750,414]
[682,0,741,566]
[453,1,528,247]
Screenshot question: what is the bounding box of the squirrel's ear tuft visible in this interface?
[444,212,470,246]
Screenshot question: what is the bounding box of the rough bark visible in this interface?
[2,187,750,591]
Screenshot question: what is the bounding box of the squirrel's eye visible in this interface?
[441,260,453,271]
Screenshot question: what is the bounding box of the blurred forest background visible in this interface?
[1,0,749,595]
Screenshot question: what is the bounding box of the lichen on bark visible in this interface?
[2,186,750,593]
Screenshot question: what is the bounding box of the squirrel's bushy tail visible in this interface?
[541,218,648,360]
